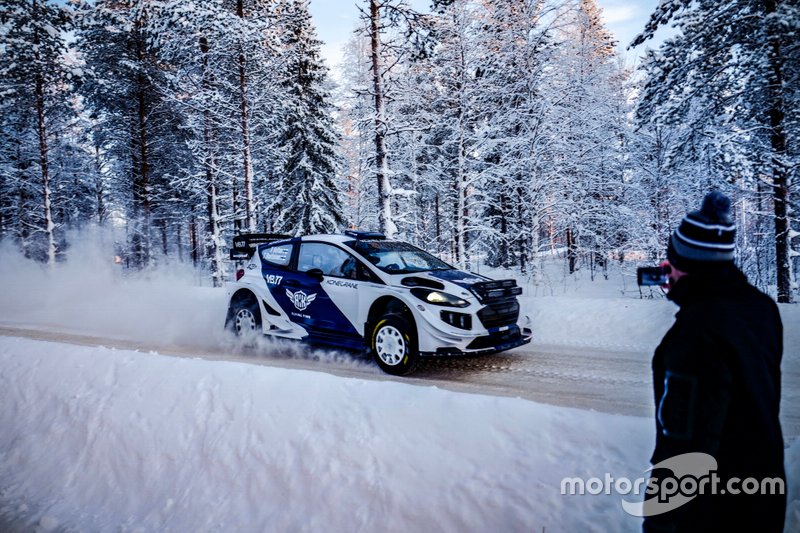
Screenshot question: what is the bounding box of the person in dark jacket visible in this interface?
[643,191,785,532]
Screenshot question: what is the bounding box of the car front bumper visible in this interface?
[419,326,533,357]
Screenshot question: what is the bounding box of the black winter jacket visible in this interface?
[644,265,785,532]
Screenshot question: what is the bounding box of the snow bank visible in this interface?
[1,337,797,532]
[523,296,674,352]
[521,293,800,357]
[0,336,654,531]
[501,261,800,356]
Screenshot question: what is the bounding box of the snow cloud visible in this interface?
[0,227,227,349]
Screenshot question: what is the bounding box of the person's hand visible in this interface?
[660,260,687,291]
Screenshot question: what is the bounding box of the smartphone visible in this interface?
[637,266,669,286]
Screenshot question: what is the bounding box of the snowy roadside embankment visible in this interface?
[524,296,675,352]
[1,337,799,532]
[523,294,800,356]
[509,265,800,356]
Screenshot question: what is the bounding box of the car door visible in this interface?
[287,242,365,347]
[257,241,305,334]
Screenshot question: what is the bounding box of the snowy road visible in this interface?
[2,325,798,437]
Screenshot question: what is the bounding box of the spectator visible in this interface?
[645,191,786,532]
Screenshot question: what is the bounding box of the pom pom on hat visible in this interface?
[699,190,733,225]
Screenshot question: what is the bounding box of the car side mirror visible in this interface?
[306,268,324,281]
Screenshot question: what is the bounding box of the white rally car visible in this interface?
[225,231,532,375]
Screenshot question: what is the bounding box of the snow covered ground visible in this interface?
[1,238,798,531]
[0,337,642,531]
[1,337,795,532]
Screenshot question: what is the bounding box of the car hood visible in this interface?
[384,269,491,297]
[425,269,491,288]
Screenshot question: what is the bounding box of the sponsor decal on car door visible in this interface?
[272,242,361,345]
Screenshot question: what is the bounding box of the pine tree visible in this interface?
[473,0,561,276]
[550,0,628,277]
[360,0,432,237]
[77,0,192,268]
[422,0,483,268]
[219,0,283,235]
[153,0,235,284]
[270,0,344,235]
[633,0,799,302]
[0,0,81,264]
[338,33,378,231]
[231,0,263,233]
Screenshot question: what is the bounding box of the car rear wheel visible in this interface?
[371,315,419,375]
[226,299,262,344]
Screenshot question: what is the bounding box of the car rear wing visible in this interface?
[470,279,523,302]
[229,233,292,260]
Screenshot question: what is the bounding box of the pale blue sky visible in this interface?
[307,0,663,70]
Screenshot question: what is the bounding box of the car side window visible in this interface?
[260,243,293,267]
[298,243,359,279]
[357,263,381,283]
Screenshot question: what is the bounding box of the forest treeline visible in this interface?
[0,0,797,301]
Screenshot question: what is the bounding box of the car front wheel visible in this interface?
[371,315,419,375]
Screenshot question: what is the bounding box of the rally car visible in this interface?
[224,231,532,375]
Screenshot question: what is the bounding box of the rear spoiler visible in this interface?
[229,233,291,260]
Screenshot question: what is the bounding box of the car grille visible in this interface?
[477,298,519,329]
[470,279,522,302]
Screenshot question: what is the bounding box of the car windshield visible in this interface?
[346,240,453,274]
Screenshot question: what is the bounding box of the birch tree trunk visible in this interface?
[237,0,256,233]
[132,21,151,268]
[530,212,541,282]
[32,0,56,266]
[455,103,468,269]
[94,145,107,224]
[369,0,395,237]
[200,36,225,287]
[455,30,469,269]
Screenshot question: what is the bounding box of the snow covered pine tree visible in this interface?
[269,0,345,235]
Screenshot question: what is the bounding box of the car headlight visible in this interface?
[410,288,470,308]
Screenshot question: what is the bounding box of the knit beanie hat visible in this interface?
[667,191,736,273]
